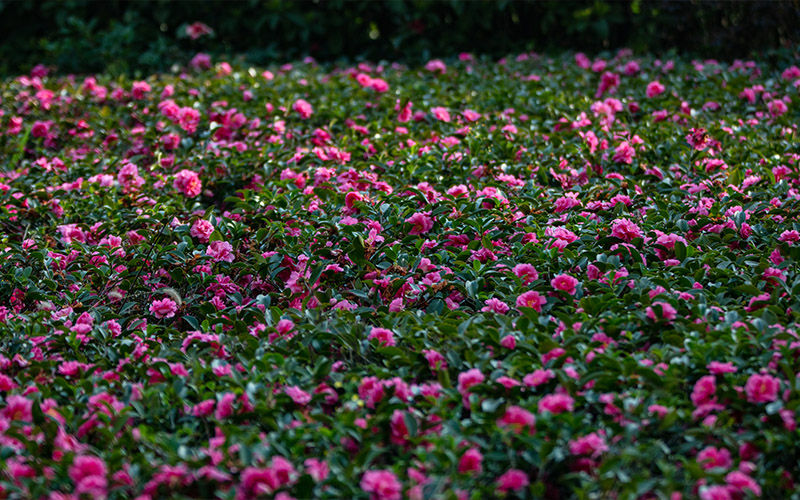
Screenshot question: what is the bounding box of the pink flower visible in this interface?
[190,219,215,242]
[186,21,214,40]
[284,386,312,406]
[293,99,313,119]
[497,405,535,434]
[304,458,329,482]
[708,361,737,374]
[69,455,107,484]
[768,99,788,117]
[612,141,635,164]
[538,393,574,414]
[744,373,780,403]
[645,301,677,322]
[569,432,609,457]
[423,349,446,371]
[215,392,236,420]
[610,218,643,242]
[691,375,717,407]
[516,291,546,312]
[646,80,665,98]
[3,395,33,422]
[458,448,483,474]
[481,298,510,314]
[500,335,516,349]
[361,470,402,500]
[457,368,485,396]
[207,241,235,263]
[425,59,447,73]
[725,471,761,497]
[496,469,529,493]
[779,230,800,243]
[405,213,433,235]
[697,446,732,470]
[523,369,555,388]
[149,298,178,319]
[173,169,202,198]
[551,274,579,295]
[190,52,212,70]
[513,263,539,284]
[700,485,732,500]
[368,327,396,347]
[431,107,451,122]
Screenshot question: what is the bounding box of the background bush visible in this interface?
[0,0,799,76]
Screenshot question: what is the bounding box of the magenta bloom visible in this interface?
[645,301,677,322]
[646,80,665,98]
[174,169,202,198]
[284,385,312,406]
[293,99,313,119]
[3,395,33,422]
[697,446,732,470]
[404,212,433,235]
[610,218,643,242]
[551,274,579,295]
[368,327,396,347]
[481,298,510,314]
[458,448,483,474]
[516,291,546,312]
[207,240,235,263]
[430,106,451,122]
[149,298,178,319]
[744,373,780,403]
[513,263,539,284]
[190,219,214,242]
[496,469,529,493]
[612,141,635,164]
[691,375,717,407]
[569,432,609,457]
[361,469,402,500]
[457,368,485,395]
[497,405,536,434]
[539,393,575,414]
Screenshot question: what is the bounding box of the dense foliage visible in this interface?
[1,0,799,75]
[1,49,800,499]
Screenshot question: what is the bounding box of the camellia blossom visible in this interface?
[430,106,451,122]
[497,405,536,434]
[551,274,579,295]
[149,298,178,319]
[206,241,235,263]
[368,327,396,347]
[744,373,780,403]
[458,448,483,474]
[516,291,546,312]
[481,298,510,314]
[569,432,609,457]
[361,469,402,500]
[173,169,202,197]
[405,212,433,235]
[610,218,643,242]
[496,469,529,493]
[293,99,314,119]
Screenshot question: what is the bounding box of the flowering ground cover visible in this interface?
[0,50,799,499]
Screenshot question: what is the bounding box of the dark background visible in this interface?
[1,0,798,76]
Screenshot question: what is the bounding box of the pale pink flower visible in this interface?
[481,298,510,314]
[368,327,396,347]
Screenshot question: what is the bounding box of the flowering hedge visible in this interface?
[0,51,799,499]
